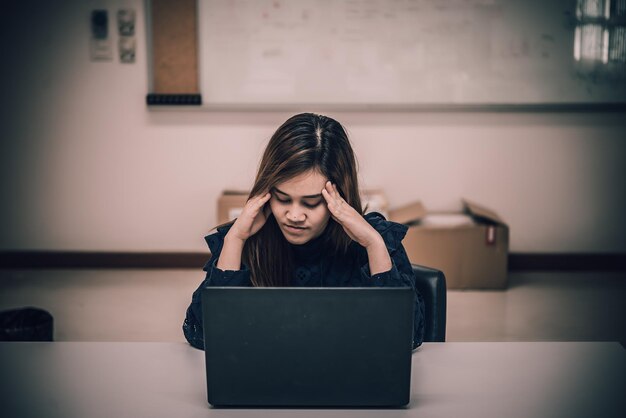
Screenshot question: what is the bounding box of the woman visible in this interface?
[183,113,424,349]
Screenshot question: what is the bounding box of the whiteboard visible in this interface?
[197,0,626,108]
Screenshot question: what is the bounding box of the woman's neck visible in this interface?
[288,226,329,262]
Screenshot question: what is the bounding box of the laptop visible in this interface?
[201,287,415,407]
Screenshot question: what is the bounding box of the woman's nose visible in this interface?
[287,206,306,222]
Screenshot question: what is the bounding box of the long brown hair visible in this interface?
[243,113,362,286]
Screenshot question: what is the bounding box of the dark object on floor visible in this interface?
[0,307,54,341]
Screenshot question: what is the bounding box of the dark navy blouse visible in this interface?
[183,212,425,350]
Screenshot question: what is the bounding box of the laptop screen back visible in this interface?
[201,287,415,407]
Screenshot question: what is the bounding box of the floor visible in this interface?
[0,269,624,345]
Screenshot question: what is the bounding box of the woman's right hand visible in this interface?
[227,192,272,242]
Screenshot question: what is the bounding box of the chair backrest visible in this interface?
[411,264,447,342]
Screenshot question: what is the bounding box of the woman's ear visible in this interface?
[263,201,272,218]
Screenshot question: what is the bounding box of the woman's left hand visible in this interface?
[321,181,383,249]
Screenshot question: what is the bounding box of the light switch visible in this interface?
[118,9,136,63]
[117,9,136,36]
[119,37,136,63]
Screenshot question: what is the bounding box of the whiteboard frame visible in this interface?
[148,101,626,112]
[146,0,626,111]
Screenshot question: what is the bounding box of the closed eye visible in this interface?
[302,200,322,208]
[273,193,321,209]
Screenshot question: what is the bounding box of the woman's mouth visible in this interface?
[284,224,307,234]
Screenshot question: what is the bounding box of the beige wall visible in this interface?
[1,0,625,253]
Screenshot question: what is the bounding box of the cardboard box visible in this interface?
[217,190,249,225]
[389,199,509,290]
[361,189,389,219]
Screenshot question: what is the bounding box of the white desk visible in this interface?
[0,342,624,418]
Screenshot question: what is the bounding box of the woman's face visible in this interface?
[269,169,332,245]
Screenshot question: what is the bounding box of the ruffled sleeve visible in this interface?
[360,212,425,349]
[364,212,408,254]
[182,223,252,350]
[201,224,252,286]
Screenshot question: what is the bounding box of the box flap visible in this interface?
[223,190,249,196]
[420,213,475,227]
[463,199,504,225]
[388,201,426,225]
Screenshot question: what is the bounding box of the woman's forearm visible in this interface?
[216,232,246,271]
[366,236,392,275]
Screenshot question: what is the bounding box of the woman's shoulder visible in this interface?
[204,222,234,254]
[363,212,408,253]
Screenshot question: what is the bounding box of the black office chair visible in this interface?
[411,264,447,342]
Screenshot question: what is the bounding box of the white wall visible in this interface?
[1,0,625,253]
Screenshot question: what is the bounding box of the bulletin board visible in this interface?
[150,0,199,94]
[191,0,626,109]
